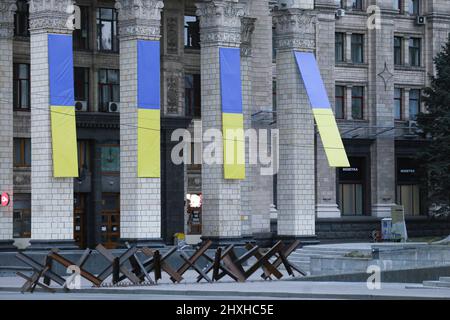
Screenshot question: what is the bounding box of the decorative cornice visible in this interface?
[196,0,244,47]
[0,0,17,39]
[240,16,255,57]
[28,0,75,33]
[115,0,164,40]
[273,8,316,50]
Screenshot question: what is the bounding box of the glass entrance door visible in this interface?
[100,193,120,249]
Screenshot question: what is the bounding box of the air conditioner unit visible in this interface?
[416,16,426,25]
[74,100,87,112]
[335,9,346,18]
[108,102,120,113]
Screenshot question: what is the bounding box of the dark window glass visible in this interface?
[13,138,31,167]
[408,0,420,15]
[394,88,403,120]
[409,89,421,120]
[97,8,119,52]
[335,86,345,119]
[98,69,120,112]
[409,38,421,67]
[393,0,403,12]
[338,157,366,216]
[74,67,89,106]
[184,16,200,49]
[73,6,90,50]
[185,74,201,118]
[351,86,364,120]
[394,36,403,65]
[101,145,120,173]
[351,34,364,63]
[352,0,363,10]
[77,140,90,173]
[14,0,29,37]
[13,63,30,110]
[335,33,345,62]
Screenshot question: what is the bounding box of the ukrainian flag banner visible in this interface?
[219,48,245,180]
[48,34,79,177]
[137,40,160,178]
[294,51,350,168]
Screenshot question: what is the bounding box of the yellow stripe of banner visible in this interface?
[222,113,246,180]
[312,108,350,168]
[138,108,161,178]
[50,106,79,177]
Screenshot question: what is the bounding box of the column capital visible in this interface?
[273,8,316,51]
[195,0,245,47]
[240,16,255,57]
[0,0,17,39]
[28,0,75,34]
[115,0,164,40]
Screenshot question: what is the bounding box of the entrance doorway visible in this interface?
[100,193,120,249]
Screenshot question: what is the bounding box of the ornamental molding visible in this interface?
[0,1,17,38]
[115,0,164,39]
[29,0,75,32]
[196,0,244,30]
[273,8,316,50]
[240,16,255,57]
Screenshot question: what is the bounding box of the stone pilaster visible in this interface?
[315,0,341,218]
[273,8,316,240]
[196,0,244,246]
[240,15,255,238]
[369,2,396,218]
[28,0,77,250]
[0,0,16,251]
[116,0,164,246]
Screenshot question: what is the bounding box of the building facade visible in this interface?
[0,0,450,251]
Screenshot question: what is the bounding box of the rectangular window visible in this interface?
[335,86,345,119]
[13,138,31,167]
[408,0,420,15]
[74,67,89,107]
[393,0,403,12]
[13,194,31,238]
[351,86,364,120]
[394,36,403,65]
[336,0,345,8]
[335,33,345,63]
[394,88,403,120]
[101,145,120,173]
[185,74,201,118]
[338,157,366,216]
[13,63,30,110]
[396,157,421,216]
[73,6,90,50]
[98,69,120,112]
[97,8,119,52]
[351,34,364,63]
[184,16,200,49]
[409,89,421,120]
[352,0,363,10]
[409,38,421,67]
[14,0,29,37]
[77,140,90,172]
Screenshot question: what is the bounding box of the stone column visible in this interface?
[28,0,77,250]
[248,0,273,245]
[196,0,244,246]
[273,7,317,242]
[369,2,396,217]
[116,0,164,247]
[315,0,341,218]
[0,0,16,251]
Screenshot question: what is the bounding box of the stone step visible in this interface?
[422,281,450,288]
[439,277,450,283]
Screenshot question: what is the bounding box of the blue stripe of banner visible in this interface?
[48,34,75,107]
[138,40,160,110]
[294,51,331,109]
[219,47,243,114]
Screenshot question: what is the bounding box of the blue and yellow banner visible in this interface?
[48,34,78,177]
[294,51,349,168]
[219,47,245,180]
[137,40,160,178]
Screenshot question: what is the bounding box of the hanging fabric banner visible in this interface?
[48,34,78,177]
[294,51,350,168]
[137,40,161,178]
[219,47,245,180]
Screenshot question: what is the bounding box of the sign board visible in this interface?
[1,193,10,207]
[391,205,408,242]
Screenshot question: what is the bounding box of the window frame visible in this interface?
[409,89,421,120]
[73,5,90,50]
[351,0,364,11]
[408,0,420,15]
[335,32,345,63]
[351,34,364,64]
[13,63,31,111]
[351,86,364,120]
[14,0,29,37]
[98,69,120,112]
[394,88,403,120]
[409,37,421,67]
[185,73,201,118]
[184,15,200,50]
[74,67,90,106]
[13,138,31,168]
[394,36,403,65]
[335,85,345,119]
[96,7,119,53]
